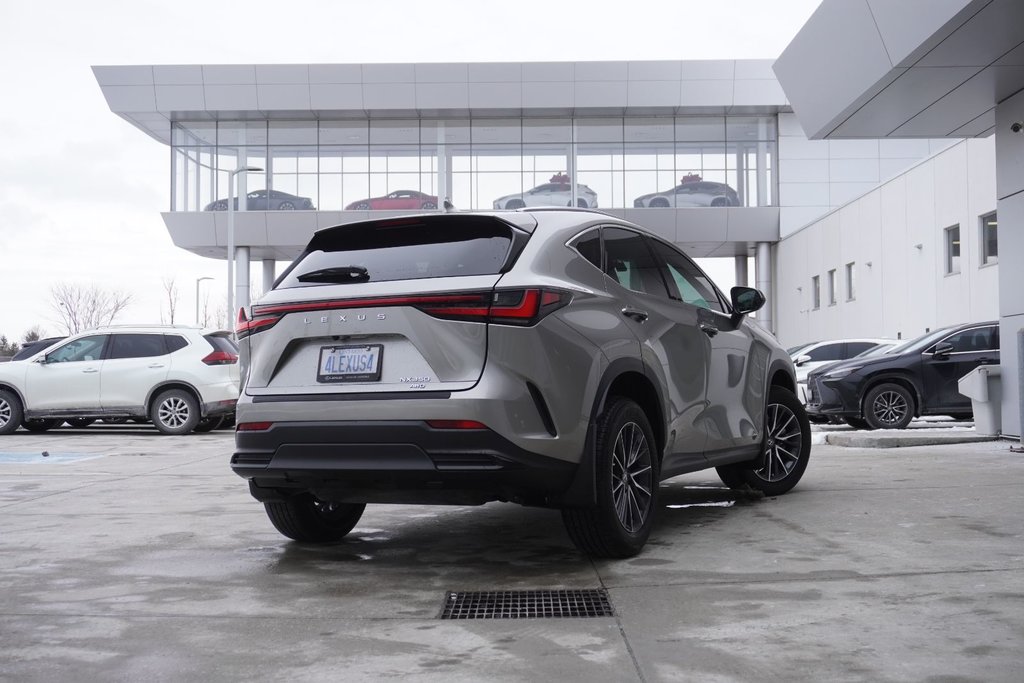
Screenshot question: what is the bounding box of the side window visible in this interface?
[805,343,845,362]
[647,239,725,313]
[602,228,669,297]
[108,334,168,360]
[846,342,878,357]
[47,335,108,363]
[165,335,189,353]
[573,230,602,270]
[940,327,999,353]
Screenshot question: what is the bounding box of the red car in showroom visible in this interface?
[346,190,438,210]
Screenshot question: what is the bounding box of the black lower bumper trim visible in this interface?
[232,421,576,506]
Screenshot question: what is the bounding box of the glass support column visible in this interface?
[735,145,746,206]
[436,122,449,206]
[262,259,276,296]
[734,254,748,288]
[756,119,770,207]
[569,124,578,206]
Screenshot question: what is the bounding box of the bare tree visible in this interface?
[50,283,133,335]
[160,277,180,325]
[22,325,45,343]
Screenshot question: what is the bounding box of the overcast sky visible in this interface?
[0,0,821,341]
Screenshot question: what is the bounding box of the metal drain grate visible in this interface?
[439,589,614,619]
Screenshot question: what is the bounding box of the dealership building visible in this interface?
[94,0,1023,437]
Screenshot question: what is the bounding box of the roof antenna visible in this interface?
[443,198,455,212]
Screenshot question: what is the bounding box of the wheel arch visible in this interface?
[767,359,797,395]
[146,381,204,416]
[860,373,922,417]
[0,382,26,407]
[560,357,667,508]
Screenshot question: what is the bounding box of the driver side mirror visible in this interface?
[34,355,50,364]
[731,286,765,315]
[932,341,954,358]
[795,354,812,367]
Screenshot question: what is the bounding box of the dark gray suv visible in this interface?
[231,210,811,557]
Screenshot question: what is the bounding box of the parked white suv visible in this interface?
[0,326,239,435]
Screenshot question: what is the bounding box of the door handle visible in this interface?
[148,363,165,369]
[700,323,719,338]
[621,308,649,323]
[82,368,99,374]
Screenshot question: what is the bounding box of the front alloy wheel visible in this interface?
[610,421,654,534]
[863,383,914,430]
[753,401,804,484]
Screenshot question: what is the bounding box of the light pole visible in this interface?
[195,277,213,326]
[227,166,263,327]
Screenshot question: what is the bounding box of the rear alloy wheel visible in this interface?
[0,390,24,435]
[505,199,525,210]
[562,397,659,558]
[421,201,437,209]
[150,389,200,435]
[22,418,61,433]
[844,416,872,430]
[66,418,95,428]
[278,201,295,210]
[264,493,366,542]
[863,383,914,430]
[193,415,224,433]
[717,386,810,496]
[650,197,670,208]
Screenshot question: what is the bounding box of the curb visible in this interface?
[824,433,999,448]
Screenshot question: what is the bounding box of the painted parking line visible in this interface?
[0,452,107,464]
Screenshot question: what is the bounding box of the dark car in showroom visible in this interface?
[345,190,439,211]
[205,189,315,211]
[805,321,999,430]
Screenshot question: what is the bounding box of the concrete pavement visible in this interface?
[1,425,1023,681]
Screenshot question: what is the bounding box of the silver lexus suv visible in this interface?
[231,210,810,558]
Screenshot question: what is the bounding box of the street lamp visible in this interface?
[226,166,263,328]
[195,276,213,326]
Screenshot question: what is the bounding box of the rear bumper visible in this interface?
[231,421,577,506]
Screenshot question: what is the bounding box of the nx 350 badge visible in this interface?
[303,313,387,324]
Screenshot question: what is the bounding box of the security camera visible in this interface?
[1012,121,1024,133]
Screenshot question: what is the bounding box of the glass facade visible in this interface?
[171,116,777,213]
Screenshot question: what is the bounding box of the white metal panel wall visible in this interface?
[775,137,997,348]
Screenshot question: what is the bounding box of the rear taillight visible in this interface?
[238,288,572,337]
[202,350,238,365]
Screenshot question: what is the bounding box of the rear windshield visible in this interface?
[277,216,520,289]
[205,334,239,353]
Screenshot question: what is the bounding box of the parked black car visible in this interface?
[805,321,999,430]
[11,337,65,362]
[204,190,314,211]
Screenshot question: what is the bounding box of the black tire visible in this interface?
[218,414,235,430]
[212,201,227,211]
[576,199,588,208]
[505,199,525,210]
[0,389,24,435]
[863,383,915,430]
[718,386,811,497]
[193,415,224,433]
[354,202,370,210]
[150,389,200,435]
[649,197,670,208]
[131,418,149,424]
[66,418,95,428]
[103,417,128,424]
[716,465,747,489]
[264,493,365,542]
[22,418,61,433]
[710,197,728,207]
[421,201,437,209]
[844,416,873,430]
[562,397,659,558]
[278,201,296,210]
[948,413,973,421]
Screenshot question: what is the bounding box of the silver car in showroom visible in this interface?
[231,209,810,557]
[493,181,599,209]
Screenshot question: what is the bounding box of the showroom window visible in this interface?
[811,275,820,310]
[945,224,961,274]
[827,269,837,306]
[980,212,997,265]
[845,262,856,302]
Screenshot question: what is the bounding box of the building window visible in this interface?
[827,269,837,306]
[811,275,820,310]
[845,262,856,301]
[980,212,997,265]
[945,224,961,274]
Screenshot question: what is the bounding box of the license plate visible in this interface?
[317,345,383,383]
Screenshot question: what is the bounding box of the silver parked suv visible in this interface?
[231,210,811,557]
